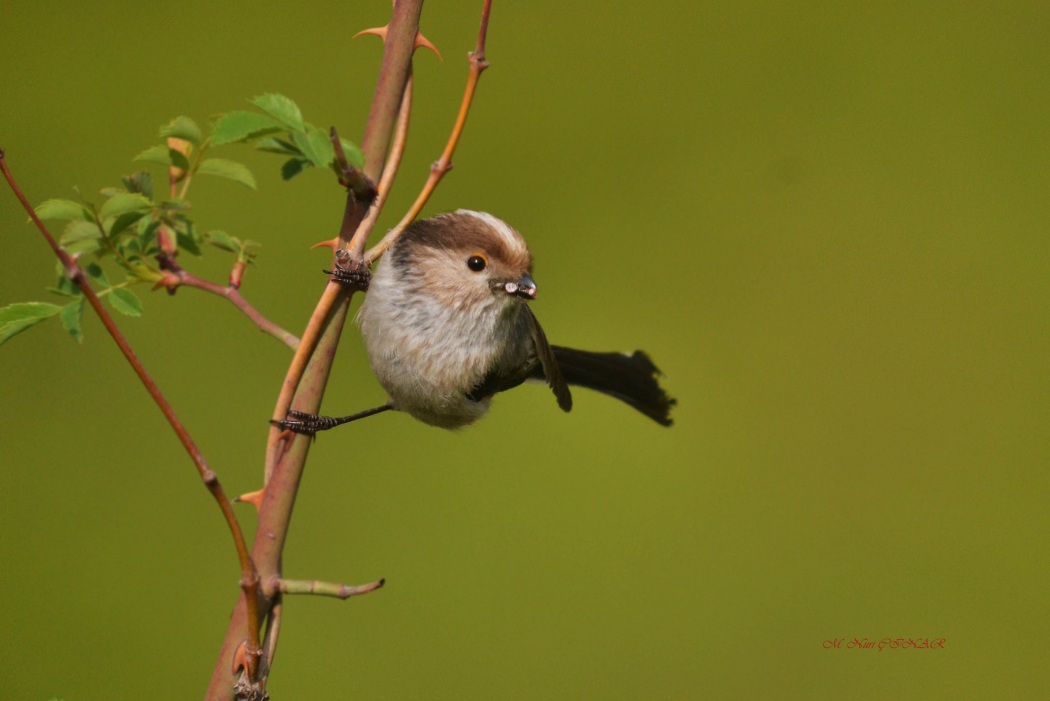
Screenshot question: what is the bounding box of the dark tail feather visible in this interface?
[545,346,676,426]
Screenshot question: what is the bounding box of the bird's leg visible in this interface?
[272,404,393,435]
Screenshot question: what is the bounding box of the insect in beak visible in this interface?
[502,274,537,300]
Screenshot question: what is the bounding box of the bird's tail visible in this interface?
[548,346,676,426]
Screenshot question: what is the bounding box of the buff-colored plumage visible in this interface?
[359,210,539,428]
[276,211,671,435]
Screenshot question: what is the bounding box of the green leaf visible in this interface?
[117,237,143,264]
[139,219,160,252]
[250,93,304,132]
[122,171,154,199]
[339,137,364,168]
[205,230,239,252]
[100,192,152,220]
[59,298,85,343]
[134,146,189,171]
[0,302,62,345]
[159,115,203,145]
[60,219,104,245]
[292,125,334,168]
[254,137,302,156]
[281,157,310,180]
[196,158,256,189]
[133,144,173,165]
[238,239,261,264]
[170,149,190,171]
[35,198,91,221]
[84,262,111,289]
[176,221,202,256]
[108,288,144,317]
[211,111,284,146]
[67,238,102,255]
[108,210,149,238]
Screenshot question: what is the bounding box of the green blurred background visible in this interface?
[2,2,1047,699]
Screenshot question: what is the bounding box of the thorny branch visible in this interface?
[271,0,494,440]
[262,77,414,485]
[209,1,441,697]
[367,0,494,263]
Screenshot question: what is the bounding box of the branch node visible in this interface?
[331,126,378,204]
[470,51,490,72]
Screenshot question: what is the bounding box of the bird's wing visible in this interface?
[465,306,573,413]
[524,305,573,412]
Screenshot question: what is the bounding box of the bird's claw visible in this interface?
[271,410,338,436]
[324,254,371,290]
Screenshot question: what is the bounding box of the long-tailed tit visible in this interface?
[278,210,674,433]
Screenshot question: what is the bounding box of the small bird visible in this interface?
[279,210,674,433]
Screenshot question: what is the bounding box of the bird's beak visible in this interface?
[501,273,537,300]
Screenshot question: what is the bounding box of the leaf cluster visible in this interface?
[2,93,361,346]
[212,93,363,181]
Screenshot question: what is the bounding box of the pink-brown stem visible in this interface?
[157,255,300,350]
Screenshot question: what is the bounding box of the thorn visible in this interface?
[415,32,441,60]
[353,24,441,60]
[235,488,266,512]
[272,426,299,452]
[354,25,388,41]
[312,238,339,251]
[232,641,248,674]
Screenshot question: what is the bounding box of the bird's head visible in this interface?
[388,210,537,310]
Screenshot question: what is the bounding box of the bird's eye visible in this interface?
[466,255,487,272]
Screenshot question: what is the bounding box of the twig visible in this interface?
[276,577,385,599]
[354,2,427,215]
[366,0,493,264]
[256,597,283,686]
[331,126,378,204]
[207,2,427,698]
[0,147,264,673]
[156,255,300,350]
[265,37,417,442]
[348,72,414,258]
[263,61,415,482]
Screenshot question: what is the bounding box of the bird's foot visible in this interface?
[270,410,339,436]
[324,249,371,290]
